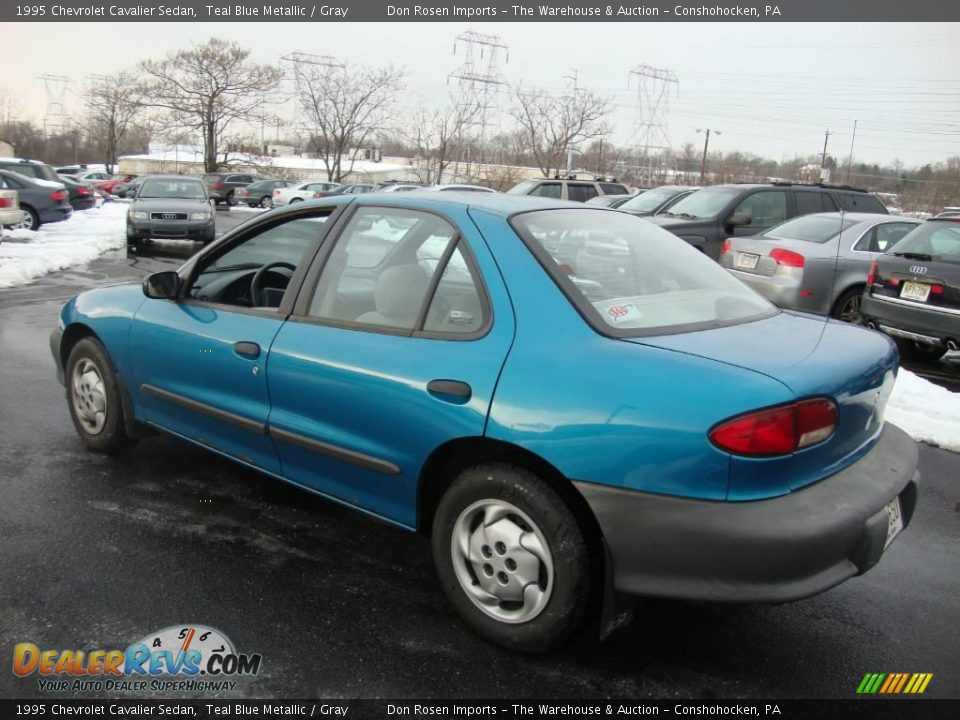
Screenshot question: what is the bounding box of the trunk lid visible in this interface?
[871,253,960,314]
[625,311,899,498]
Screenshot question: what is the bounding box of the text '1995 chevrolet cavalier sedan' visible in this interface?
[51,193,919,652]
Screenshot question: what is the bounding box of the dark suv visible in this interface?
[649,182,888,259]
[202,172,263,205]
[507,177,630,202]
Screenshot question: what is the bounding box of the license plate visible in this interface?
[736,252,759,270]
[901,281,930,302]
[884,497,903,549]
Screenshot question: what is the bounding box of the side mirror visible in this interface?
[727,212,752,227]
[142,271,181,299]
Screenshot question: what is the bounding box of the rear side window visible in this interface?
[528,183,562,199]
[795,192,828,215]
[567,184,600,202]
[512,209,775,337]
[834,192,887,214]
[600,183,629,195]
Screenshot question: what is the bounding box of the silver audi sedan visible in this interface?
[719,212,919,323]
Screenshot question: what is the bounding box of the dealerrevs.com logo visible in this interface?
[13,624,262,693]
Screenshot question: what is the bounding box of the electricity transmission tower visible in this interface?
[623,64,678,185]
[448,30,509,167]
[280,52,346,153]
[38,74,72,137]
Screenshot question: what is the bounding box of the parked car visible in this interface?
[321,183,376,197]
[273,180,342,206]
[861,217,960,362]
[719,213,920,323]
[649,183,889,259]
[57,175,99,211]
[235,179,296,209]
[0,187,23,230]
[113,177,143,199]
[203,173,263,205]
[126,176,215,244]
[51,194,918,652]
[934,210,960,219]
[376,181,427,192]
[74,170,113,183]
[585,194,635,207]
[92,174,137,196]
[417,184,496,193]
[0,157,63,184]
[615,185,697,216]
[0,169,72,230]
[507,177,631,202]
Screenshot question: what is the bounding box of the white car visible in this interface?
[377,183,426,192]
[0,188,24,230]
[273,180,342,206]
[419,184,497,193]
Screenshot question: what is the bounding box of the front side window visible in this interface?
[619,188,679,213]
[188,213,330,307]
[308,207,458,331]
[512,209,775,336]
[662,187,742,219]
[731,191,787,226]
[506,180,537,195]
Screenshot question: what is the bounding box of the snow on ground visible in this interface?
[887,369,960,452]
[0,203,127,289]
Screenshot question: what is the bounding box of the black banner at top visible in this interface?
[2,0,959,23]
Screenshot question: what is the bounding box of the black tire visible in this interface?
[259,195,273,209]
[431,463,591,653]
[831,286,865,324]
[226,190,237,207]
[289,197,303,204]
[20,205,40,231]
[65,337,135,454]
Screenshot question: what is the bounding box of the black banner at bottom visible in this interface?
[2,699,957,719]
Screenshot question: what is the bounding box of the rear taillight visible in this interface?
[866,260,878,286]
[709,398,838,457]
[770,247,805,268]
[720,239,732,255]
[931,284,944,295]
[273,189,281,195]
[51,190,68,202]
[0,198,10,209]
[212,182,223,189]
[77,187,91,196]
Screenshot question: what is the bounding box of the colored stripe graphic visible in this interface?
[857,672,932,694]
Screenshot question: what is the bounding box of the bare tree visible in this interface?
[138,38,282,173]
[511,86,611,178]
[409,102,473,184]
[293,62,405,182]
[0,87,18,127]
[84,71,143,173]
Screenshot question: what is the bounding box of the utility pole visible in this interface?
[449,31,509,170]
[845,120,857,183]
[821,129,833,172]
[696,128,720,185]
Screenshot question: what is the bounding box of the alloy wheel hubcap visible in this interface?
[71,358,107,434]
[260,197,272,208]
[451,499,554,623]
[840,295,861,323]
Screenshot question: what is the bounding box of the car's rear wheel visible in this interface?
[259,196,273,209]
[832,286,864,324]
[226,191,237,207]
[432,463,591,653]
[289,197,303,204]
[65,337,135,454]
[18,206,40,231]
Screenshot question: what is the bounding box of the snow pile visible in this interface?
[0,203,127,289]
[887,369,960,453]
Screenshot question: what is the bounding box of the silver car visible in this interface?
[127,176,215,244]
[719,212,919,322]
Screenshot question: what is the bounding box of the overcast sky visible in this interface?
[5,21,960,168]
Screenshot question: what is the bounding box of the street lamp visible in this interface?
[696,128,721,185]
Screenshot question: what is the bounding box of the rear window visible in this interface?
[763,214,857,243]
[892,222,960,264]
[511,209,775,337]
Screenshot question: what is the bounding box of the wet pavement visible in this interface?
[0,210,958,701]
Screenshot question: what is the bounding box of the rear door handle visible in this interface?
[233,341,261,359]
[427,379,472,404]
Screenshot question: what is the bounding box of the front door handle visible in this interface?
[233,341,261,359]
[427,379,472,404]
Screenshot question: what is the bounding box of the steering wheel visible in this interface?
[250,261,296,307]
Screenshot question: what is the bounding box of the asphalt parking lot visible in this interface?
[0,208,958,701]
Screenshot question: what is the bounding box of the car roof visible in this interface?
[796,211,916,223]
[276,191,589,218]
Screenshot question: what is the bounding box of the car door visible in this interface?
[128,207,338,474]
[265,204,515,528]
[727,190,789,237]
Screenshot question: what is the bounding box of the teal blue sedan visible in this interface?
[51,193,919,651]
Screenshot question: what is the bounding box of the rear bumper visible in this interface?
[0,209,24,226]
[726,267,826,315]
[574,423,919,603]
[862,292,960,347]
[40,206,73,224]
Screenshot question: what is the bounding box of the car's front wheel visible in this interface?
[432,463,591,653]
[65,337,135,454]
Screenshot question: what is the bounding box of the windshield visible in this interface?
[139,179,205,200]
[763,214,857,243]
[891,222,960,264]
[661,187,742,219]
[619,188,681,213]
[507,180,537,195]
[512,209,775,336]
